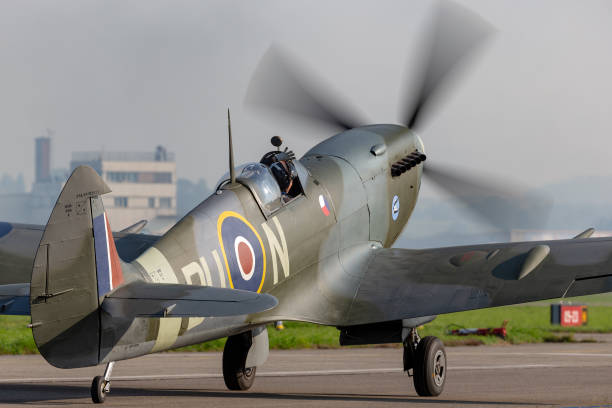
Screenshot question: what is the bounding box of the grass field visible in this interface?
[2,293,611,354]
[0,314,38,354]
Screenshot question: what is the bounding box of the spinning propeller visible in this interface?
[245,1,551,230]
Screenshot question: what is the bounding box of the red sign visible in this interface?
[561,305,586,327]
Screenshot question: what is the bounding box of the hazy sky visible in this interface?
[1,0,611,198]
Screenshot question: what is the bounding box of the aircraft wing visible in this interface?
[342,237,612,326]
[0,223,42,286]
[0,221,160,315]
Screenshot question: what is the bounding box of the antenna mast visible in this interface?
[228,108,236,184]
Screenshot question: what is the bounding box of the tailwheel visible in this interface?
[90,376,108,403]
[223,332,257,390]
[91,361,114,403]
[413,336,446,397]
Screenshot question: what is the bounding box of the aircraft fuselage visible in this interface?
[99,124,424,362]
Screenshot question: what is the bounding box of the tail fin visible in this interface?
[30,166,114,368]
[29,166,278,367]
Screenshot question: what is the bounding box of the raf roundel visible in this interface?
[218,211,266,292]
[392,195,400,221]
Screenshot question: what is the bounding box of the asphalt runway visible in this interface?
[1,341,612,407]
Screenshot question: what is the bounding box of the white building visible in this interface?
[71,146,177,232]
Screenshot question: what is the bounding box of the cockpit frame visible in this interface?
[236,160,310,217]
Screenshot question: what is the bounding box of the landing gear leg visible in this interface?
[403,329,447,397]
[402,327,420,375]
[91,361,115,404]
[223,332,256,391]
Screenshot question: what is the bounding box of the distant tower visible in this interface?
[155,145,168,161]
[35,129,53,183]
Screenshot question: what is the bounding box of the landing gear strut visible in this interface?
[223,332,257,390]
[403,328,446,397]
[91,361,115,403]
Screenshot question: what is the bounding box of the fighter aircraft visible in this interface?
[1,1,611,404]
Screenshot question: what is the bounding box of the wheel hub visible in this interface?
[432,349,446,386]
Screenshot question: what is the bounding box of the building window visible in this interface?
[140,172,172,183]
[159,197,172,208]
[148,197,156,208]
[153,172,172,183]
[114,197,128,207]
[105,171,172,184]
[107,172,138,183]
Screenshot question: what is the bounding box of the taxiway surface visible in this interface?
[1,341,611,407]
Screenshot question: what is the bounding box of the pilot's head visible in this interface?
[269,160,295,193]
[261,150,297,194]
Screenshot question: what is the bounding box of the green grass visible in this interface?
[0,316,342,354]
[0,316,38,354]
[175,322,340,352]
[528,292,612,306]
[2,292,611,354]
[420,305,612,345]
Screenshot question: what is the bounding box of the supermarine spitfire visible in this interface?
[1,1,612,404]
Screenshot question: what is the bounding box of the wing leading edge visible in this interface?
[342,237,612,326]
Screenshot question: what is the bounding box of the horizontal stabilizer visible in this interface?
[102,281,278,318]
[117,219,148,236]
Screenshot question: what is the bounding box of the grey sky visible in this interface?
[1,0,611,199]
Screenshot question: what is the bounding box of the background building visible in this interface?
[35,133,51,183]
[0,131,66,225]
[70,146,177,232]
[31,131,66,223]
[0,134,198,234]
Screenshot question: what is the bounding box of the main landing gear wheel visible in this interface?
[223,332,257,391]
[91,361,115,403]
[413,336,447,397]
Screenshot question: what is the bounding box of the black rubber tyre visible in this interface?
[91,375,107,404]
[223,333,256,391]
[413,336,446,397]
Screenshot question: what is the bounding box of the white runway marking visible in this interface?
[0,362,601,384]
[454,352,612,358]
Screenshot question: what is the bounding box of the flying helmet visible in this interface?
[260,136,297,191]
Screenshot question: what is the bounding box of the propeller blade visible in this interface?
[245,46,369,131]
[423,163,553,230]
[400,1,494,130]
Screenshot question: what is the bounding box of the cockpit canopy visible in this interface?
[237,163,283,213]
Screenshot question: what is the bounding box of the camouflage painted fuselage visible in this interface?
[100,124,422,363]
